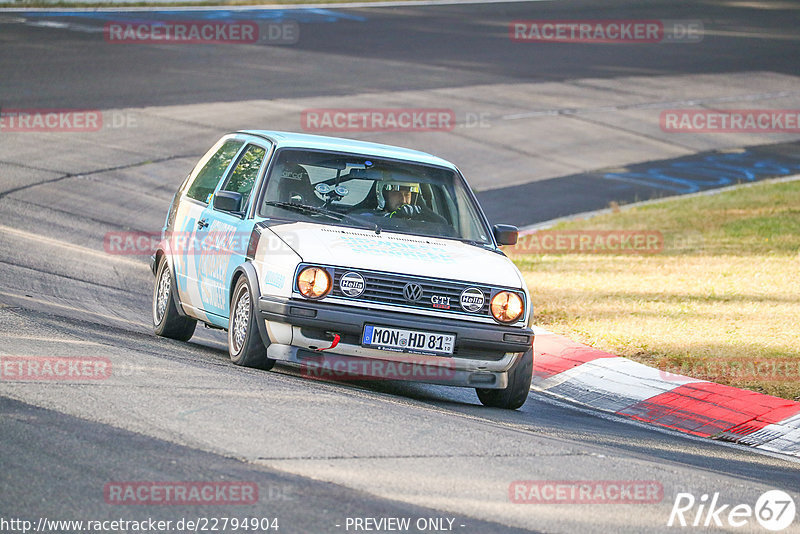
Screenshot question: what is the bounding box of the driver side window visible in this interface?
[219,144,268,208]
[186,139,244,204]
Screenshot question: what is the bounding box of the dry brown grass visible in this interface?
[511,179,800,400]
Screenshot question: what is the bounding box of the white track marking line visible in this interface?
[0,289,145,329]
[0,224,147,270]
[0,335,104,345]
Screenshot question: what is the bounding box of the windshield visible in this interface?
[258,149,493,245]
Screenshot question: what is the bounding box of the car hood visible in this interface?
[267,222,524,288]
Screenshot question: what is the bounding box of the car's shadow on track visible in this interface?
[186,325,490,408]
[277,362,481,404]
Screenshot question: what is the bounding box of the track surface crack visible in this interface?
[0,154,194,200]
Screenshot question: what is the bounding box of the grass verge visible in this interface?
[511,178,800,401]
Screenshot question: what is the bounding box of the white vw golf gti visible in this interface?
[152,131,534,409]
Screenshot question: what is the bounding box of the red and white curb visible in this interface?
[531,326,800,458]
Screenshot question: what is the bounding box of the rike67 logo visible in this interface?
[668,490,796,531]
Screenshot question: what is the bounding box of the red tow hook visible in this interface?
[315,333,341,352]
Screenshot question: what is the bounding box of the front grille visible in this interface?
[330,268,495,318]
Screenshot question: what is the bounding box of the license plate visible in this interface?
[362,325,455,356]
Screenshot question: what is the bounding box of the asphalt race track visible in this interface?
[1,1,800,533]
[2,1,799,110]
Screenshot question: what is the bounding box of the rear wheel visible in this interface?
[228,276,275,370]
[476,347,533,410]
[153,257,196,341]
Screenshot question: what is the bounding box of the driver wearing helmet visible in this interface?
[377,181,426,218]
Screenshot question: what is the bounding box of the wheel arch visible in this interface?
[153,245,189,318]
[231,262,271,347]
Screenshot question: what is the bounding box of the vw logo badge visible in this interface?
[402,283,424,302]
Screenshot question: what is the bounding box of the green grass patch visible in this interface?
[512,178,800,400]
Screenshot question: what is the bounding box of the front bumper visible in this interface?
[257,295,534,389]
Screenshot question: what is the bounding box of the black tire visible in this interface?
[476,348,533,410]
[228,276,275,370]
[153,257,197,341]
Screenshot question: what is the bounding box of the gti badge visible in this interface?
[431,295,451,309]
[339,272,365,297]
[459,287,484,312]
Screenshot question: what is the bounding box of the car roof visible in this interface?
[237,130,458,170]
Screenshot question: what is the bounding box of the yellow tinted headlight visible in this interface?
[297,267,331,299]
[490,291,524,323]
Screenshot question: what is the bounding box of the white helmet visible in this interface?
[376,181,420,210]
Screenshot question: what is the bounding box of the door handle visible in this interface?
[197,218,209,229]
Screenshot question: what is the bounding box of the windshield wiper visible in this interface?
[264,201,346,221]
[459,239,496,250]
[264,201,376,231]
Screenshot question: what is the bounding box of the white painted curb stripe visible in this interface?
[531,328,800,458]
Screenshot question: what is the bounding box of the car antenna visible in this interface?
[374,223,381,235]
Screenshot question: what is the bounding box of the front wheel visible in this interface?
[476,347,533,410]
[228,276,275,370]
[153,257,196,341]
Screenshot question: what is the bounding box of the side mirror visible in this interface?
[213,191,243,213]
[493,224,518,246]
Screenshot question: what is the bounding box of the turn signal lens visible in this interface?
[490,291,524,323]
[297,267,332,299]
